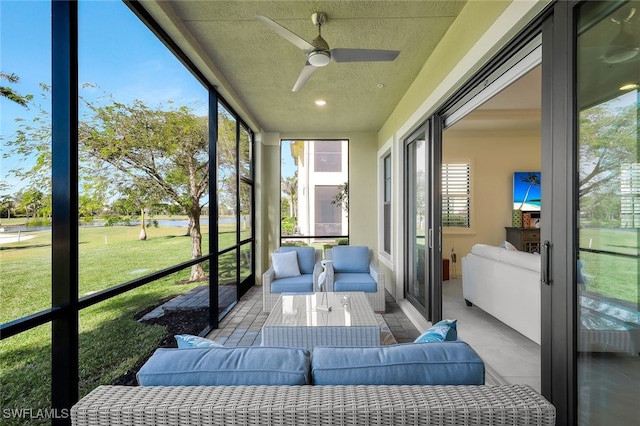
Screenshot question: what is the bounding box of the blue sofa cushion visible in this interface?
[280,246,316,274]
[332,246,369,273]
[414,319,458,343]
[312,341,484,385]
[334,272,377,293]
[270,275,314,293]
[137,346,311,386]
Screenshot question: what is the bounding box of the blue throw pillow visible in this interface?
[175,334,224,348]
[414,319,457,343]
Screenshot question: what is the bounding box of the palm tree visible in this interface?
[517,173,541,210]
[281,174,298,217]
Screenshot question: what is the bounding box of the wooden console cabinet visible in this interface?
[505,227,541,253]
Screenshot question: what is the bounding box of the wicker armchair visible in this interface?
[262,246,322,312]
[325,246,386,312]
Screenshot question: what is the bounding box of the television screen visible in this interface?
[513,172,541,211]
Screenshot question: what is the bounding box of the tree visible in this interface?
[0,72,32,107]
[2,83,52,192]
[578,103,637,199]
[281,173,298,217]
[331,182,349,213]
[79,99,209,281]
[516,173,541,210]
[18,187,46,220]
[0,194,16,219]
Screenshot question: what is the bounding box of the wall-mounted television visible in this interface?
[513,172,541,211]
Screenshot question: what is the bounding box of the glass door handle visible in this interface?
[541,240,552,285]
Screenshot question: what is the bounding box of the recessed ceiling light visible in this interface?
[314,99,327,106]
[619,83,639,91]
[377,83,385,89]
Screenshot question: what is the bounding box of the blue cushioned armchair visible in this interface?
[325,246,385,312]
[262,246,322,312]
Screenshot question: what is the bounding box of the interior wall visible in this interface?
[442,129,541,277]
[257,131,378,279]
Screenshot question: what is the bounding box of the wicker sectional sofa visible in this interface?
[71,342,556,425]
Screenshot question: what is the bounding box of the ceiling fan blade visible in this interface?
[292,64,317,92]
[254,15,314,51]
[330,48,400,63]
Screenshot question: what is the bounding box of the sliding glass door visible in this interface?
[405,121,442,320]
[575,1,640,424]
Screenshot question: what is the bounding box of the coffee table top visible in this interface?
[265,292,378,328]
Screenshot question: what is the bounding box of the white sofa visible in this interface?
[462,244,541,344]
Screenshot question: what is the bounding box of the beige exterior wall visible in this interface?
[441,129,541,279]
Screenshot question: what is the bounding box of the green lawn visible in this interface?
[0,223,237,426]
[578,228,638,304]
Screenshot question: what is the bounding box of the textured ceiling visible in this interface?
[143,0,467,133]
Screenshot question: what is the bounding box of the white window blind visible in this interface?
[442,163,470,228]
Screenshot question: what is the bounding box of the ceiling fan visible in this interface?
[603,7,638,64]
[255,12,400,92]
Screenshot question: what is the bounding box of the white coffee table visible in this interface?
[261,292,381,350]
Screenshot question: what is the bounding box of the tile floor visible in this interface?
[443,278,541,391]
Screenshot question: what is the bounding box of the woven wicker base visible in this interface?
[72,384,555,426]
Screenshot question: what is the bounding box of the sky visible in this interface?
[1,0,208,196]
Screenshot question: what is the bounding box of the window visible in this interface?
[383,153,392,254]
[442,163,470,228]
[314,186,342,235]
[280,140,348,245]
[314,140,342,172]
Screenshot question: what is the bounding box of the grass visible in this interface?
[579,228,638,304]
[0,222,238,426]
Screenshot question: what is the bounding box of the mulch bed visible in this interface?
[111,307,210,386]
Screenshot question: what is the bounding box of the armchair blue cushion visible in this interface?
[333,272,377,293]
[279,246,316,274]
[331,246,370,273]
